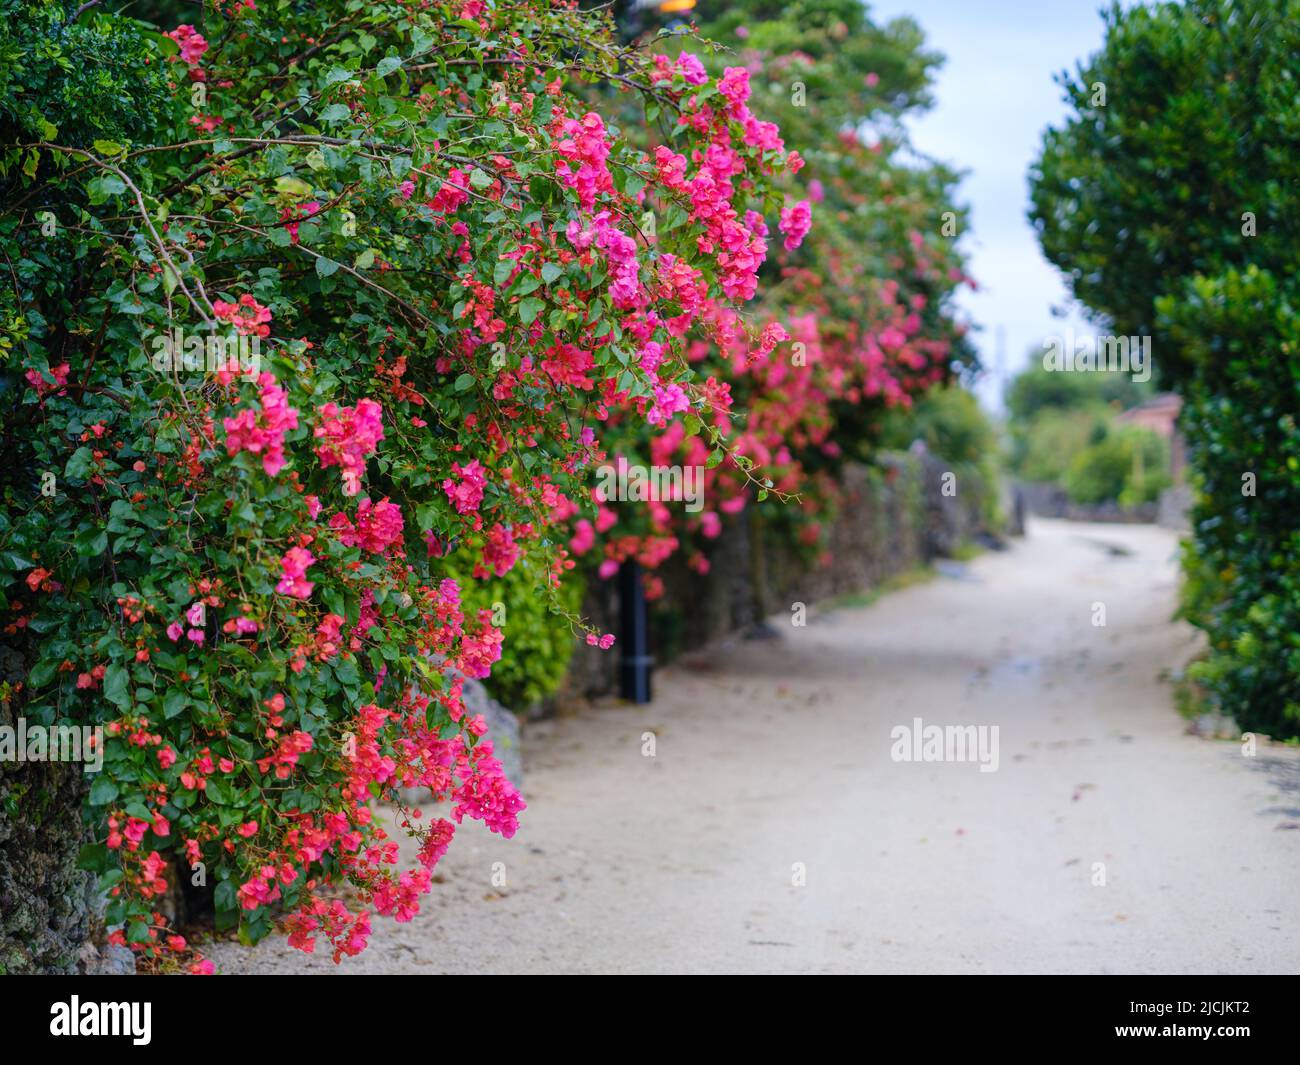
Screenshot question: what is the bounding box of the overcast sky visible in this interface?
[864,0,1133,411]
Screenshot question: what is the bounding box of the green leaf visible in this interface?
[513,273,542,296]
[275,176,314,199]
[89,776,118,805]
[315,256,341,278]
[319,103,352,125]
[78,842,111,873]
[27,658,56,688]
[409,27,434,56]
[517,297,545,325]
[88,175,126,202]
[103,665,131,710]
[64,447,94,480]
[205,776,229,805]
[623,172,646,200]
[163,688,188,720]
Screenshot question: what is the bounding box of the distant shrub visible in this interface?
[443,551,582,710]
[1013,406,1109,484]
[1064,426,1170,507]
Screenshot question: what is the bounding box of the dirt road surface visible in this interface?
[206,518,1300,974]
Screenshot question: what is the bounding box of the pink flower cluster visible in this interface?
[237,862,298,910]
[429,168,471,214]
[212,293,272,338]
[223,371,299,477]
[25,362,70,398]
[371,867,431,923]
[314,398,384,496]
[478,522,521,577]
[567,212,641,307]
[651,51,710,88]
[779,200,813,252]
[442,458,487,515]
[657,137,769,302]
[718,66,752,110]
[286,897,372,961]
[330,497,405,554]
[166,24,209,66]
[553,112,614,211]
[279,200,321,245]
[648,381,690,427]
[256,728,314,779]
[455,609,504,679]
[276,546,315,599]
[451,740,525,839]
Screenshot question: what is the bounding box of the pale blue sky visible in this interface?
[865,0,1134,410]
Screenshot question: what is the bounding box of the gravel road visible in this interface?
[206,518,1300,974]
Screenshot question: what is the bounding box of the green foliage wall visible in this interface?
[1029,0,1300,736]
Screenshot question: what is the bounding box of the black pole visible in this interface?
[618,559,652,703]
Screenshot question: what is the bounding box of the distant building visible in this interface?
[1115,392,1186,482]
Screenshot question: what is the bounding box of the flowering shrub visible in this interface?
[565,0,976,587]
[1,0,804,969]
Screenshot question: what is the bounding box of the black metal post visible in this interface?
[618,559,652,703]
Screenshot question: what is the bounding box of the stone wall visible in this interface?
[561,450,995,701]
[1015,480,1158,524]
[0,644,132,975]
[1157,484,1193,531]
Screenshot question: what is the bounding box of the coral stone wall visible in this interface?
[563,452,992,700]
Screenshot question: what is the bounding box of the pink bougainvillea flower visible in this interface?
[552,112,613,211]
[314,398,384,496]
[223,372,299,477]
[329,496,405,554]
[676,52,709,86]
[212,293,272,338]
[442,459,487,515]
[24,362,70,398]
[166,24,209,66]
[276,546,316,599]
[779,199,813,251]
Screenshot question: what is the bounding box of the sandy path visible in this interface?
[206,518,1300,974]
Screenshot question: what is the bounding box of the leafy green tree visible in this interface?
[1064,425,1170,508]
[1029,0,1300,735]
[1005,356,1150,424]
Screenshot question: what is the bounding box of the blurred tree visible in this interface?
[1029,0,1300,735]
[1005,356,1151,423]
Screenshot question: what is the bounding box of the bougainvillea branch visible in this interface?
[0,0,817,971]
